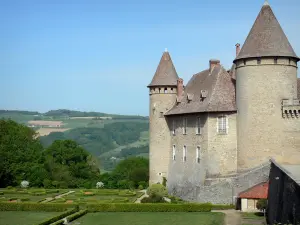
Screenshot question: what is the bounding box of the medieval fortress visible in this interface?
[148,1,300,204]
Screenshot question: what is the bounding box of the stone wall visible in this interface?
[207,112,237,176]
[168,161,271,205]
[149,87,177,184]
[236,57,300,171]
[167,113,208,186]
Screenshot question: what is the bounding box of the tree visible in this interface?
[113,157,149,187]
[256,199,268,216]
[0,119,44,187]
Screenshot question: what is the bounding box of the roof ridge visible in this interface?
[206,66,224,107]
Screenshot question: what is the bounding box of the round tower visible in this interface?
[148,49,179,184]
[234,1,300,171]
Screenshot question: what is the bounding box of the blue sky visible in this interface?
[1,0,299,116]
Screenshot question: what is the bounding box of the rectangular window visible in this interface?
[182,118,187,134]
[196,117,201,135]
[218,115,228,134]
[172,145,176,161]
[196,146,200,163]
[183,145,187,162]
[159,112,164,118]
[172,120,176,135]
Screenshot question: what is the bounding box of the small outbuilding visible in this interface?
[238,182,269,212]
[267,159,300,225]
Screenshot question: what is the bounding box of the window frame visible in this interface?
[172,120,176,135]
[196,117,201,135]
[183,145,187,162]
[182,117,187,135]
[172,145,176,161]
[217,115,228,134]
[196,146,200,163]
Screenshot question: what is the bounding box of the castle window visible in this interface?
[182,118,187,134]
[196,146,200,163]
[159,112,164,118]
[243,60,246,65]
[217,115,228,134]
[257,58,261,65]
[274,58,278,64]
[172,145,176,161]
[196,117,201,135]
[172,120,176,135]
[164,88,168,93]
[159,88,161,93]
[183,145,187,162]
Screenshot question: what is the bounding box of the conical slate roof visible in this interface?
[234,1,299,62]
[148,50,179,87]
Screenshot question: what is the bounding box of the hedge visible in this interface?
[37,208,78,225]
[0,202,77,212]
[49,210,87,225]
[211,204,235,210]
[86,203,212,212]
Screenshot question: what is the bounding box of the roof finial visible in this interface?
[263,0,269,6]
[164,48,168,52]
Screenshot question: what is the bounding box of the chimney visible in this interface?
[235,43,241,57]
[209,59,220,73]
[177,78,184,102]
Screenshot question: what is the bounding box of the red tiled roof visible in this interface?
[238,182,269,199]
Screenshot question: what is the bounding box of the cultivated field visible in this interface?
[70,212,225,225]
[36,128,70,136]
[0,211,61,225]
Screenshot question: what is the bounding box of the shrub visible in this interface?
[6,186,13,189]
[118,190,136,197]
[162,177,167,187]
[0,202,77,212]
[46,190,59,194]
[51,209,87,225]
[141,194,166,203]
[138,185,144,190]
[21,180,29,188]
[147,184,168,197]
[20,198,30,202]
[0,192,3,195]
[169,196,185,204]
[38,208,78,225]
[96,182,104,189]
[86,203,212,212]
[211,204,235,210]
[138,181,148,189]
[257,199,267,212]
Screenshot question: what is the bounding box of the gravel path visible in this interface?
[212,210,241,225]
[40,191,75,203]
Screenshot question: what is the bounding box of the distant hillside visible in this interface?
[0,109,148,122]
[0,109,149,172]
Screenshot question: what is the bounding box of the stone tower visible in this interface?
[148,49,179,184]
[234,1,300,171]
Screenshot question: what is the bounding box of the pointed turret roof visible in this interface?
[234,2,299,62]
[148,50,179,87]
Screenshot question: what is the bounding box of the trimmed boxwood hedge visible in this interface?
[86,203,212,212]
[211,204,235,210]
[0,202,77,212]
[37,208,78,225]
[49,210,88,225]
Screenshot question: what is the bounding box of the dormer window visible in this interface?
[187,93,193,102]
[257,58,261,65]
[164,88,168,93]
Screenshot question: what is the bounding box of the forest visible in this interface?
[0,119,149,189]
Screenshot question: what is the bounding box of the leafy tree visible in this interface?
[0,120,44,187]
[147,184,168,197]
[256,199,268,216]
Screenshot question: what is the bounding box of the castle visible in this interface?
[148,1,300,204]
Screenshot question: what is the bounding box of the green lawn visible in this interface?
[0,211,61,225]
[241,212,266,225]
[70,212,224,225]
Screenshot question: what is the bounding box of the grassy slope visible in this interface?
[0,211,61,225]
[70,212,225,225]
